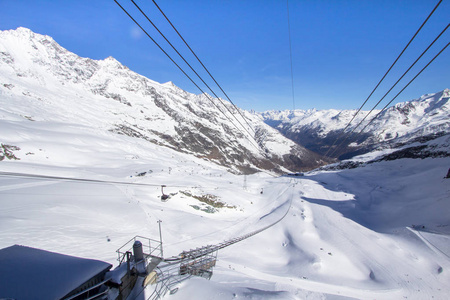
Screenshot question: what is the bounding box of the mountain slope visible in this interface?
[1,27,450,300]
[1,130,449,299]
[0,27,329,174]
[259,89,450,159]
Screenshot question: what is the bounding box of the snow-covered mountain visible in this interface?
[0,27,329,174]
[1,28,450,300]
[259,89,450,159]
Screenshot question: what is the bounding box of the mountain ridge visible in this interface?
[258,89,450,159]
[0,27,330,174]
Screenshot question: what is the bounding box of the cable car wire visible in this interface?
[129,0,256,143]
[358,41,450,135]
[329,40,449,157]
[323,0,443,158]
[0,171,199,188]
[328,22,449,158]
[151,0,256,135]
[287,0,296,111]
[113,0,261,151]
[343,23,449,137]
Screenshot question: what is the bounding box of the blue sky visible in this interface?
[0,0,449,111]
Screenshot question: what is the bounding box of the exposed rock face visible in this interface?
[258,89,450,160]
[0,27,331,174]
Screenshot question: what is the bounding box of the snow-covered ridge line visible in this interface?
[1,27,449,300]
[0,27,331,174]
[257,89,449,159]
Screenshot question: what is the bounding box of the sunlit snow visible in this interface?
[0,27,449,299]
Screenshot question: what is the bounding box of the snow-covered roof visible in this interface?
[0,244,112,300]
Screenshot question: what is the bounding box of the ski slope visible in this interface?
[0,26,449,300]
[169,157,450,300]
[1,122,449,299]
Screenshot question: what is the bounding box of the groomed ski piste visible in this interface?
[1,114,449,299]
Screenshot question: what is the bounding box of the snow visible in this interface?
[1,27,325,174]
[259,89,449,145]
[258,108,377,136]
[1,121,449,299]
[168,157,450,300]
[0,27,449,299]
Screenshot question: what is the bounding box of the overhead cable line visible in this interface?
[113,0,261,151]
[346,23,449,134]
[328,22,449,158]
[0,171,185,188]
[330,40,450,158]
[358,41,450,135]
[323,0,443,158]
[0,170,253,190]
[151,0,256,135]
[286,0,296,110]
[129,0,256,143]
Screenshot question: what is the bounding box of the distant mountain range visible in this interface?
[1,28,448,174]
[0,27,328,174]
[258,89,450,160]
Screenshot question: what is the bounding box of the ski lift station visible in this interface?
[0,244,112,299]
[0,187,288,300]
[0,234,219,300]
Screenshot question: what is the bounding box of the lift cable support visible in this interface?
[112,236,165,300]
[151,0,256,135]
[113,0,262,152]
[323,0,444,159]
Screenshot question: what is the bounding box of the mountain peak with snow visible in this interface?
[99,55,127,69]
[1,27,450,300]
[4,26,39,38]
[0,27,330,174]
[258,89,449,159]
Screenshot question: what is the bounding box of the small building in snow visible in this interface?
[0,244,112,300]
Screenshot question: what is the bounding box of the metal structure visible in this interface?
[116,235,163,265]
[179,249,217,279]
[144,248,218,299]
[114,236,163,300]
[113,185,294,299]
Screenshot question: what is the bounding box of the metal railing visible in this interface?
[63,278,110,300]
[117,235,163,264]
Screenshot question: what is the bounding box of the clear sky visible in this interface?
[0,0,449,111]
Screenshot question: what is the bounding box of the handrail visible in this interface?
[63,278,110,300]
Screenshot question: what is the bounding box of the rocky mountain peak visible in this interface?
[0,27,331,174]
[259,89,449,159]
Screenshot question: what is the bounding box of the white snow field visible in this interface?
[1,111,449,299]
[0,27,449,300]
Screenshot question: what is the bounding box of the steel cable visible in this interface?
[324,0,443,158]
